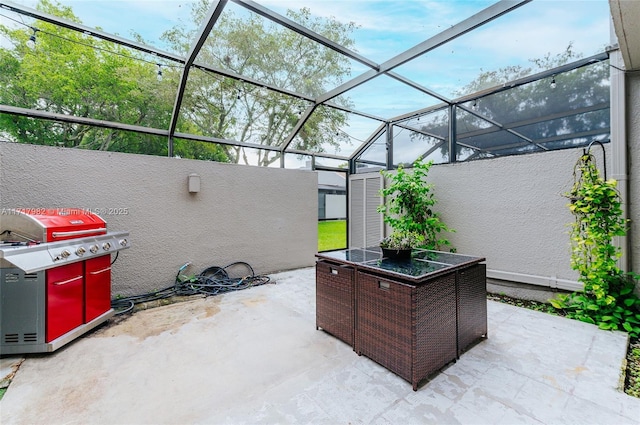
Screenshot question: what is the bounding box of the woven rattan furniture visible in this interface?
[457,263,488,355]
[315,247,486,391]
[315,261,355,346]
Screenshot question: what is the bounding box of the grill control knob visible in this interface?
[90,244,99,253]
[60,249,71,258]
[102,242,112,251]
[76,247,86,256]
[119,238,128,247]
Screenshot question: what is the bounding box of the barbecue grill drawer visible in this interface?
[46,262,84,342]
[85,255,111,322]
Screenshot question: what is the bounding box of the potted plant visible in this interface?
[379,230,424,259]
[377,157,454,257]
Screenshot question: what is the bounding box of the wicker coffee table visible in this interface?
[316,247,486,390]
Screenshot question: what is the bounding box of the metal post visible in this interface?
[385,122,393,170]
[449,105,457,163]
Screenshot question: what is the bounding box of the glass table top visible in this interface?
[317,248,484,280]
[361,257,449,277]
[318,248,382,263]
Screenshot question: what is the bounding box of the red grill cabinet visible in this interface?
[0,208,130,354]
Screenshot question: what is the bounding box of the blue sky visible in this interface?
[5,1,611,65]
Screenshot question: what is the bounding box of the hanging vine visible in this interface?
[550,152,640,337]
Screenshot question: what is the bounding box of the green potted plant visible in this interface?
[377,157,454,258]
[379,229,424,259]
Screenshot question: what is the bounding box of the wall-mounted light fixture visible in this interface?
[188,173,200,193]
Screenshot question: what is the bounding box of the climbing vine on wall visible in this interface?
[550,152,640,337]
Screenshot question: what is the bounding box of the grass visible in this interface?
[318,220,346,252]
[488,292,640,398]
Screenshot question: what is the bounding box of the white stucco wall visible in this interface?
[0,143,318,295]
[420,147,613,290]
[352,147,604,291]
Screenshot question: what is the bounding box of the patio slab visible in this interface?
[1,266,639,424]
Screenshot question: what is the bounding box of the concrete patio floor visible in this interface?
[1,266,640,424]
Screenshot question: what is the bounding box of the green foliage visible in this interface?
[317,220,346,252]
[379,230,424,250]
[627,339,640,398]
[0,0,228,161]
[377,158,454,251]
[1,0,357,165]
[550,153,640,337]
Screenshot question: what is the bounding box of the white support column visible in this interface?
[609,43,629,272]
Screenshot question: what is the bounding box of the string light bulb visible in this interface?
[550,76,556,89]
[156,64,163,81]
[26,27,37,49]
[471,99,477,110]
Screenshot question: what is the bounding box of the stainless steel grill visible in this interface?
[0,208,131,354]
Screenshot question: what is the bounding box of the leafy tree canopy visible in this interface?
[0,0,230,160]
[161,0,357,166]
[0,0,359,165]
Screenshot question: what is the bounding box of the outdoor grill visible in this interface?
[0,208,130,354]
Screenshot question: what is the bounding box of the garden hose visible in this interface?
[110,261,272,315]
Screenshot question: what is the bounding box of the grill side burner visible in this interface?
[0,208,130,355]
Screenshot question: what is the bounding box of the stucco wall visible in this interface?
[0,143,318,295]
[352,147,603,291]
[424,147,609,290]
[629,73,640,275]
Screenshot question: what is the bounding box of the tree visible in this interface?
[162,0,357,166]
[0,0,227,162]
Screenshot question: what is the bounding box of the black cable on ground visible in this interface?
[110,261,272,315]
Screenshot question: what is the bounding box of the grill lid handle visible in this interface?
[51,228,107,239]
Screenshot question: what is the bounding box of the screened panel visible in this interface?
[195,1,363,99]
[457,130,539,159]
[392,126,448,166]
[178,67,309,148]
[539,134,609,151]
[335,74,442,118]
[315,157,349,169]
[0,0,614,168]
[31,0,198,50]
[514,109,610,143]
[456,60,611,158]
[283,153,312,169]
[0,20,178,129]
[290,106,381,157]
[0,115,171,156]
[264,0,494,64]
[475,62,610,127]
[172,138,230,162]
[400,107,449,137]
[356,130,387,164]
[392,0,610,99]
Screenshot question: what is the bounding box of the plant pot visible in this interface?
[381,247,412,260]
